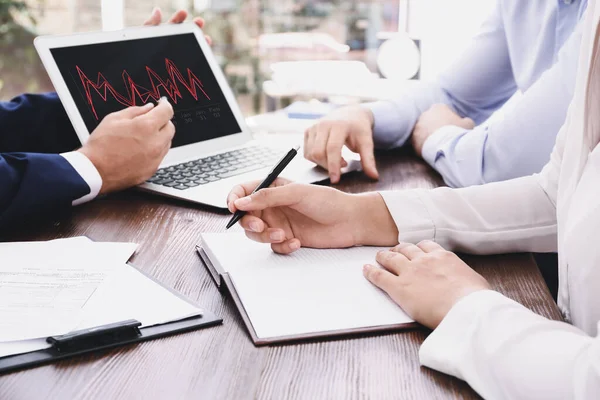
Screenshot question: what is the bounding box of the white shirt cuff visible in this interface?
[418,290,514,379]
[421,125,468,167]
[60,151,103,206]
[379,190,435,244]
[362,101,409,149]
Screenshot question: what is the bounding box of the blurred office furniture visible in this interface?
[258,32,351,54]
[262,60,417,111]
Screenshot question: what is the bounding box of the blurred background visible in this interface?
[0,0,495,119]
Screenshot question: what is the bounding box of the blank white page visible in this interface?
[201,233,412,340]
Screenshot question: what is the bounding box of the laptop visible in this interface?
[34,23,360,208]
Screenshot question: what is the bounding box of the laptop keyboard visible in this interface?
[146,146,284,190]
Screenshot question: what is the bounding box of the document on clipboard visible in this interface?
[0,237,221,374]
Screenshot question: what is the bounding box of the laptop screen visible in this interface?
[50,33,242,148]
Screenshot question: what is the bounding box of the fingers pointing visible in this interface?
[358,136,379,180]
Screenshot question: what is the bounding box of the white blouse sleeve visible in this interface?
[419,290,600,400]
[378,97,571,255]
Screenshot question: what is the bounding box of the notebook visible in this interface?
[197,233,415,345]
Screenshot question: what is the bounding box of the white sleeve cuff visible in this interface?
[421,125,468,167]
[418,290,516,379]
[60,151,103,206]
[362,101,409,149]
[379,190,435,244]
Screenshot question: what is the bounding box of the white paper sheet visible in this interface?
[0,238,202,360]
[76,265,202,330]
[201,233,413,340]
[0,339,50,359]
[0,237,138,342]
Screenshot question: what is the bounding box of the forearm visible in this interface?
[365,3,517,152]
[364,81,454,149]
[378,175,557,255]
[0,93,80,153]
[420,290,600,399]
[422,18,582,188]
[0,153,92,229]
[352,192,399,246]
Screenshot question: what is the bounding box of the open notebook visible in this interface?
[197,233,415,345]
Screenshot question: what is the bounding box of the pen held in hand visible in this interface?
[226,146,300,229]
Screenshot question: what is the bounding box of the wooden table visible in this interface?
[0,148,562,399]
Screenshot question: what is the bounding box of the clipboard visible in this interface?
[0,264,222,375]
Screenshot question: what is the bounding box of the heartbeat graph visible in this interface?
[76,58,211,119]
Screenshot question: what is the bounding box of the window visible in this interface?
[0,0,402,116]
[1,1,496,115]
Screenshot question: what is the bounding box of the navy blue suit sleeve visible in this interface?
[0,92,80,154]
[0,153,90,229]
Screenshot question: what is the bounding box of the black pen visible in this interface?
[226,146,299,229]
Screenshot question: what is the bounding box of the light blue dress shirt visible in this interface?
[365,0,587,188]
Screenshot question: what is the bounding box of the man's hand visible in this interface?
[363,241,491,329]
[411,104,474,157]
[144,7,212,45]
[304,106,379,184]
[226,179,398,254]
[79,99,175,195]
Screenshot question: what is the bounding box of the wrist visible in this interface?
[60,151,103,205]
[351,192,399,246]
[77,148,110,195]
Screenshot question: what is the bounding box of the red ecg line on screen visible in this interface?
[76,58,211,119]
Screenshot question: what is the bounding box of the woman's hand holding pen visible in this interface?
[226,179,399,254]
[227,179,490,329]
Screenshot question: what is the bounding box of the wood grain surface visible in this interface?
[0,148,562,400]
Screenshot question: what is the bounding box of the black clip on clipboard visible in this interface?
[0,312,222,375]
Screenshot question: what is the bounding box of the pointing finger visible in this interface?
[326,127,346,184]
[311,127,329,168]
[358,136,379,180]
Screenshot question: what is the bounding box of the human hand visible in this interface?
[363,241,491,329]
[226,179,398,254]
[79,99,175,195]
[304,106,379,184]
[143,7,212,45]
[411,104,474,156]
